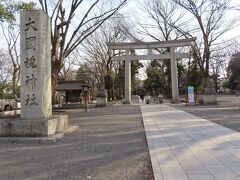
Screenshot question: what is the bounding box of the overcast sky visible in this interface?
[120,0,240,41]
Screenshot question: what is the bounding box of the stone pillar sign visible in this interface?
[20,10,52,119]
[0,10,73,138]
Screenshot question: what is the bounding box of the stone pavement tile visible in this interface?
[154,172,164,180]
[199,141,220,150]
[192,150,222,165]
[189,133,207,141]
[148,141,162,173]
[181,139,199,147]
[164,136,183,146]
[174,130,190,137]
[189,136,218,148]
[216,143,237,151]
[161,130,177,137]
[145,128,160,142]
[155,148,179,164]
[145,131,154,146]
[152,139,169,149]
[210,149,238,163]
[178,156,210,174]
[185,142,209,153]
[188,174,216,180]
[215,132,240,144]
[182,143,222,165]
[210,139,237,150]
[161,131,176,136]
[176,133,195,141]
[146,122,157,129]
[228,148,240,159]
[230,139,240,146]
[170,145,194,158]
[228,134,240,143]
[158,126,170,131]
[148,128,162,136]
[210,143,223,152]
[160,163,189,180]
[183,127,204,134]
[205,164,239,180]
[213,128,235,135]
[149,133,165,140]
[219,155,240,175]
[150,132,165,140]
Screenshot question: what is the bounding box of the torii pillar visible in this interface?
[125,50,131,103]
[170,47,179,103]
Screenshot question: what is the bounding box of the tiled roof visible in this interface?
[56,81,89,91]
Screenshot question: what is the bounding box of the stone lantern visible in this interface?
[96,87,107,107]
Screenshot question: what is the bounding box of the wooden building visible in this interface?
[56,80,89,103]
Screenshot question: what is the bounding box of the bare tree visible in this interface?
[1,23,20,93]
[210,51,228,91]
[0,50,12,84]
[139,0,189,97]
[77,19,129,100]
[0,1,35,93]
[139,0,240,90]
[59,56,78,80]
[38,0,127,101]
[139,0,188,41]
[172,0,240,80]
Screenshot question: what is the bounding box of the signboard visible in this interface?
[20,10,52,119]
[188,86,195,104]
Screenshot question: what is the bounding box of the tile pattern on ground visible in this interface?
[141,104,240,180]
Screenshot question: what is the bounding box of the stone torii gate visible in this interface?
[107,38,196,104]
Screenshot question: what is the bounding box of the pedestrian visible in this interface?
[158,93,163,104]
[140,94,144,102]
[236,90,239,97]
[145,94,151,104]
[185,95,189,106]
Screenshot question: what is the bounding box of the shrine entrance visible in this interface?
[107,38,196,103]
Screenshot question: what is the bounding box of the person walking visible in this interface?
[158,94,163,104]
[140,93,144,102]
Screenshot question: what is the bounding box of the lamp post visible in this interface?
[83,85,89,112]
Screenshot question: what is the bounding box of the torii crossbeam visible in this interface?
[107,38,196,104]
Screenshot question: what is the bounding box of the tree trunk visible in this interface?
[12,68,19,94]
[51,62,62,105]
[51,52,64,104]
[105,75,111,101]
[214,75,218,92]
[51,74,58,105]
[111,81,115,100]
[8,48,20,95]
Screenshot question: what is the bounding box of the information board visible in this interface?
[188,86,195,104]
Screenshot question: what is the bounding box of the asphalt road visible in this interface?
[0,105,153,180]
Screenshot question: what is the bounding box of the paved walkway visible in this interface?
[141,104,240,180]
